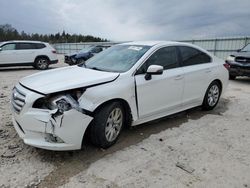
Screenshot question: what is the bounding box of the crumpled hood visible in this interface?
[20,66,119,94]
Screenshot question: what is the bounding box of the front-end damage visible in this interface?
[12,84,93,150]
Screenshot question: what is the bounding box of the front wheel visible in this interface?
[202,81,221,110]
[90,102,125,148]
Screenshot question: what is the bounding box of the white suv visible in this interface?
[11,41,229,151]
[0,40,58,70]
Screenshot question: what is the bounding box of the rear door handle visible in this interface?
[205,68,212,73]
[174,75,184,80]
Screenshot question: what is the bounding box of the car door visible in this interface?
[178,46,213,106]
[15,43,37,64]
[0,43,17,64]
[135,46,184,119]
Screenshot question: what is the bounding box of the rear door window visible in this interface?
[16,43,36,50]
[178,46,211,66]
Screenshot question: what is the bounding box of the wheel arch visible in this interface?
[81,98,133,148]
[93,98,133,128]
[212,79,223,91]
[201,78,223,111]
[34,55,51,63]
[204,79,223,99]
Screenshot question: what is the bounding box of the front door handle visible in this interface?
[174,75,184,80]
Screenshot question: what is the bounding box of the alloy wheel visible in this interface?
[207,85,219,106]
[105,108,123,142]
[37,59,48,69]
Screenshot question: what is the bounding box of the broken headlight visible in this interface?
[33,89,85,113]
[55,98,72,113]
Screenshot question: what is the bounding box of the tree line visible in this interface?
[0,24,108,43]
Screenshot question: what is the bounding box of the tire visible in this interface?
[90,102,125,148]
[229,75,236,80]
[202,81,221,111]
[34,57,49,70]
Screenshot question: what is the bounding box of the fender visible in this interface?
[78,76,138,122]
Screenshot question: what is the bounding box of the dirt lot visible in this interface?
[0,56,250,188]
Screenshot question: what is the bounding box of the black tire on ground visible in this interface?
[202,81,222,111]
[229,75,236,80]
[90,102,125,148]
[34,57,49,70]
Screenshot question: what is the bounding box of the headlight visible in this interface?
[51,94,82,113]
[56,98,72,113]
[33,89,85,113]
[226,55,235,62]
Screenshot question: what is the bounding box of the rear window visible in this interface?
[179,46,211,66]
[35,43,46,49]
[16,43,36,50]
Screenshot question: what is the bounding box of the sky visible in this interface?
[0,0,250,41]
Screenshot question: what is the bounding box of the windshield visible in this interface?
[82,45,151,72]
[241,44,250,52]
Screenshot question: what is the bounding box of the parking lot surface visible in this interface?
[0,56,250,187]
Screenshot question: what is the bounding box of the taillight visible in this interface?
[223,63,230,70]
[52,50,57,54]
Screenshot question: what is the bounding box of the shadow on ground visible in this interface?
[35,98,229,188]
[0,66,57,72]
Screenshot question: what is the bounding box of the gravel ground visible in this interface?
[0,56,250,187]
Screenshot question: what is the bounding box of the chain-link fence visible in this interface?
[53,36,250,59]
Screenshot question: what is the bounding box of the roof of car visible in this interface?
[121,41,186,47]
[1,40,46,44]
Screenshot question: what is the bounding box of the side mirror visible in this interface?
[145,65,163,80]
[0,48,2,51]
[236,49,241,52]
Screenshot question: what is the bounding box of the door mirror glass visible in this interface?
[145,65,163,80]
[0,47,2,51]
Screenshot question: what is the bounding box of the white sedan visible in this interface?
[11,41,229,151]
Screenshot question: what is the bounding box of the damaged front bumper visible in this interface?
[11,83,93,151]
[226,61,250,77]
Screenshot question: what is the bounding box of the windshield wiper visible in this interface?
[90,67,104,71]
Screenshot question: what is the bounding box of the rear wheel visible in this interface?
[34,57,49,70]
[90,102,125,148]
[202,81,221,110]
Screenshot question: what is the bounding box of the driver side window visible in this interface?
[137,46,179,74]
